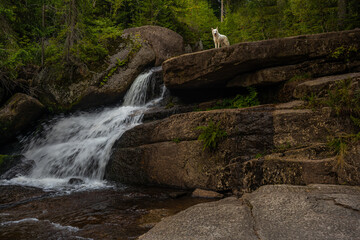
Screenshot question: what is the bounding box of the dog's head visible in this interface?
[211,27,219,37]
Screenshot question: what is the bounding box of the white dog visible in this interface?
[211,27,230,48]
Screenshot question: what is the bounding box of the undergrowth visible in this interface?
[320,78,360,169]
[209,87,259,110]
[196,120,227,151]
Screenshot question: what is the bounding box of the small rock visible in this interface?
[68,178,84,185]
[192,188,223,199]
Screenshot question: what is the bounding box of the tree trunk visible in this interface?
[338,0,347,29]
[41,1,45,67]
[221,0,224,22]
[65,0,77,62]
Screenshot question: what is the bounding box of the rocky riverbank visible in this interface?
[139,184,360,240]
[106,29,360,193]
[2,27,360,239]
[0,185,212,240]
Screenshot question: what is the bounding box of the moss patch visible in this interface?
[99,34,143,87]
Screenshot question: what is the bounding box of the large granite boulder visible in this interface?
[34,26,184,111]
[122,25,184,66]
[139,184,360,240]
[163,29,360,94]
[0,93,44,144]
[105,101,354,191]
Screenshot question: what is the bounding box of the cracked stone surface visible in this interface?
[139,184,360,240]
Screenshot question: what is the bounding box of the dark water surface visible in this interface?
[0,185,212,240]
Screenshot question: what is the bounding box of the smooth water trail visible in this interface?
[1,67,164,191]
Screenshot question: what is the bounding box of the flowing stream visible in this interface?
[0,67,215,240]
[1,66,165,191]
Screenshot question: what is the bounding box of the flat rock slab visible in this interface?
[163,29,360,91]
[139,184,360,240]
[106,102,356,190]
[293,72,360,98]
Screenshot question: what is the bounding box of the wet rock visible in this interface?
[142,105,195,122]
[68,178,84,185]
[1,158,35,180]
[139,184,360,240]
[191,189,223,199]
[0,155,24,176]
[162,29,360,93]
[0,93,44,144]
[0,185,211,240]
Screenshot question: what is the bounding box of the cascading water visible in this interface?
[1,67,165,191]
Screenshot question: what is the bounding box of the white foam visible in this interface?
[50,221,79,232]
[1,217,80,233]
[0,176,115,193]
[1,218,39,226]
[1,67,164,192]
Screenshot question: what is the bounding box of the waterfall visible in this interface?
[2,67,165,190]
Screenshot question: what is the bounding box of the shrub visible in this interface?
[326,78,360,116]
[196,120,227,151]
[211,87,260,110]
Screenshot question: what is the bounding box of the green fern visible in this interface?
[196,120,227,151]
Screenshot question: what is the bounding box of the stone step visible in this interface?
[106,101,354,191]
[229,149,338,193]
[293,72,360,99]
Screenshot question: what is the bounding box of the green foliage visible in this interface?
[350,115,360,128]
[166,102,175,109]
[288,73,312,83]
[172,138,181,143]
[196,120,227,151]
[327,132,360,169]
[325,80,360,169]
[222,0,359,44]
[232,87,260,108]
[303,92,323,110]
[328,136,348,168]
[330,45,358,62]
[1,0,360,90]
[211,87,260,110]
[273,142,292,153]
[326,78,360,116]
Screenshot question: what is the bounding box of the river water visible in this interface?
[0,67,212,239]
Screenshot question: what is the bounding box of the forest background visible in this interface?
[1,0,359,91]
